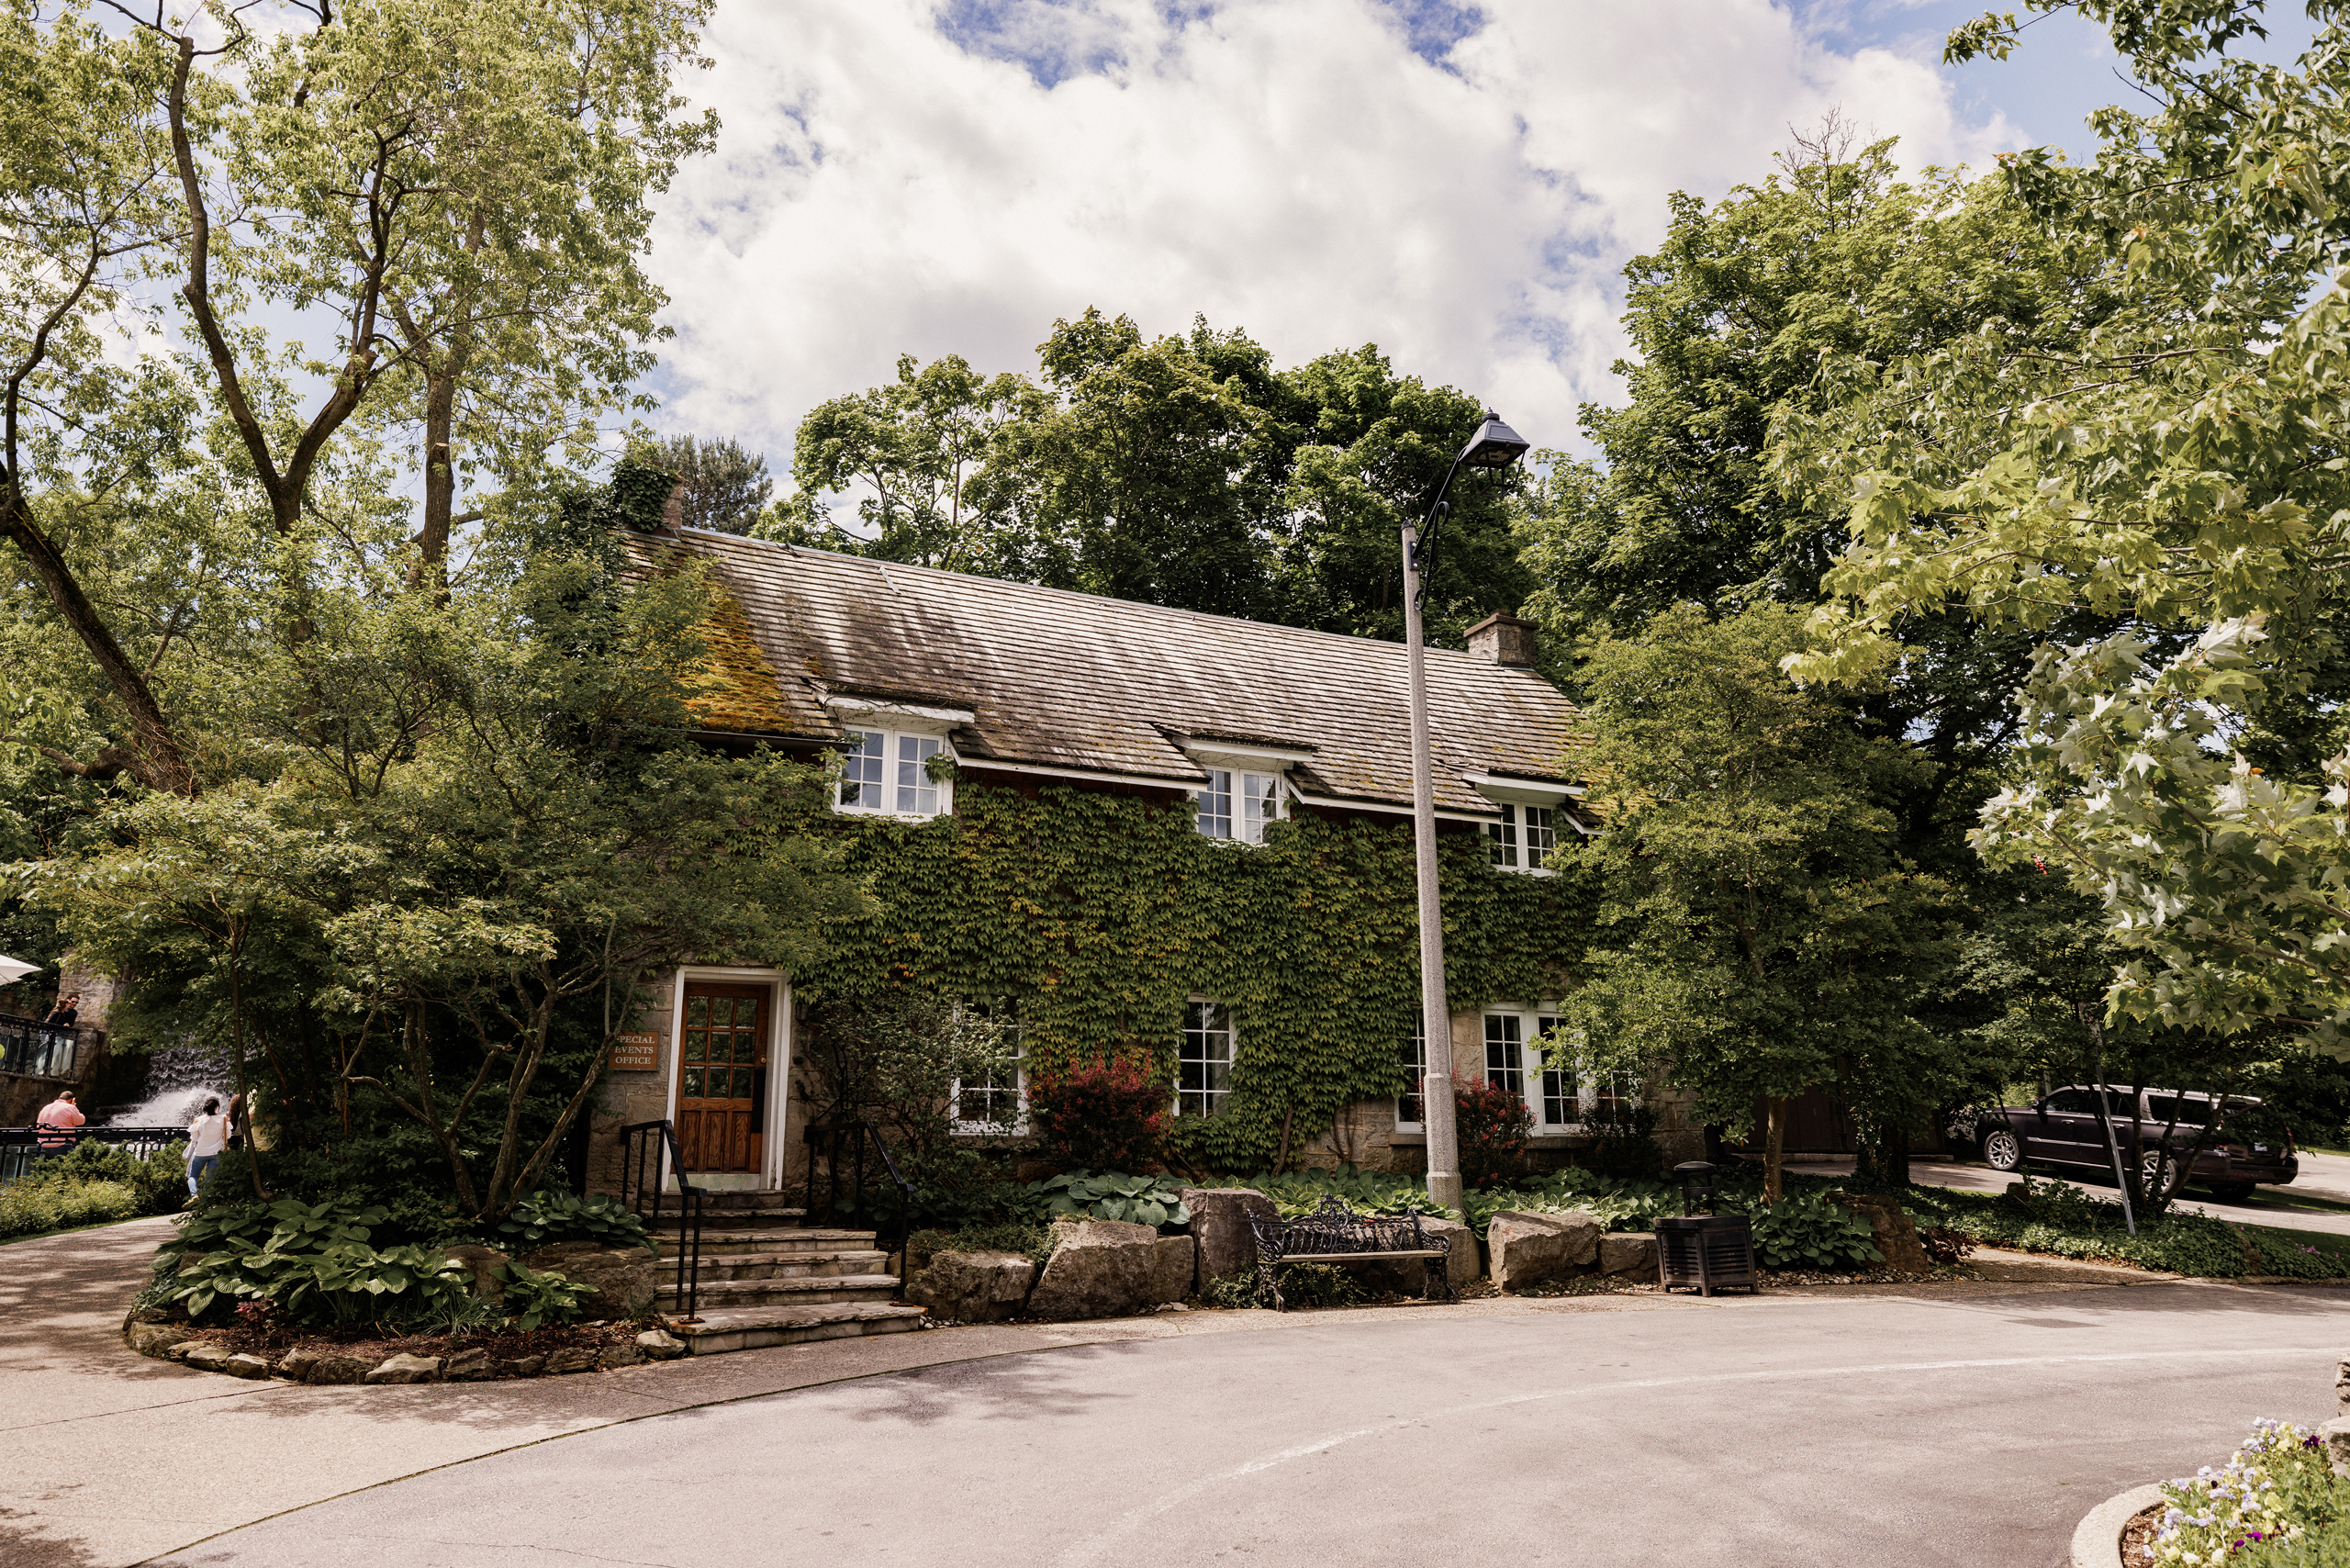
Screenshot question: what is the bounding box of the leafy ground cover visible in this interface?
[1894,1176,2350,1281]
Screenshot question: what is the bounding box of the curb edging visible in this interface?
[2071,1483,2165,1568]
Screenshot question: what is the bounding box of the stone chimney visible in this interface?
[1466,611,1539,668]
[661,476,687,533]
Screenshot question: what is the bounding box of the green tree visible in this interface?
[1561,604,1954,1200]
[1781,1,2350,1036]
[24,509,860,1220]
[2,0,714,785]
[643,433,775,534]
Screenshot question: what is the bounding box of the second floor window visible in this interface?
[838,729,950,817]
[1196,769,1283,844]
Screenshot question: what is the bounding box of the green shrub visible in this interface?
[496,1260,592,1330]
[1031,1170,1192,1228]
[1205,1261,1362,1310]
[1249,1167,1440,1219]
[0,1179,141,1239]
[1891,1179,2338,1279]
[155,1195,477,1328]
[18,1139,191,1215]
[1726,1190,1884,1271]
[491,1189,649,1252]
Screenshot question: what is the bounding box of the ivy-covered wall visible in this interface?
[795,780,1602,1170]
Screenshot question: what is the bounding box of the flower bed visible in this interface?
[2129,1419,2350,1565]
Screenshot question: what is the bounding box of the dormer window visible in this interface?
[827,695,973,821]
[838,729,949,816]
[1196,768,1283,843]
[1179,736,1310,846]
[1487,803,1556,870]
[1465,771,1586,875]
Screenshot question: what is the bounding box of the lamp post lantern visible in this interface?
[1402,411,1529,1218]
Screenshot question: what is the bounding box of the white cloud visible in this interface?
[644,0,2021,475]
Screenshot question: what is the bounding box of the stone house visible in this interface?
[587,522,1701,1195]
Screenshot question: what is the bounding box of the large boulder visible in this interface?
[1149,1236,1197,1305]
[2324,1416,2350,1479]
[1487,1209,1602,1292]
[1834,1194,1929,1273]
[523,1241,660,1320]
[442,1245,511,1304]
[1025,1219,1159,1321]
[1179,1187,1278,1287]
[2336,1354,2350,1416]
[1599,1231,1659,1279]
[910,1249,1038,1323]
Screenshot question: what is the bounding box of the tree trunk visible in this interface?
[0,487,196,795]
[408,361,458,602]
[1763,1095,1787,1204]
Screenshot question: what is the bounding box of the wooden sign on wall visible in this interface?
[610,1031,659,1072]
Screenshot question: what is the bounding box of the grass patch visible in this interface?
[1895,1176,2350,1279]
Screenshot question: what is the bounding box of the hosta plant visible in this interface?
[491,1189,649,1252]
[1731,1190,1884,1271]
[1032,1170,1192,1229]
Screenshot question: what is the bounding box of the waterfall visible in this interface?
[95,1041,229,1128]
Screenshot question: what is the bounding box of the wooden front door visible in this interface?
[678,983,768,1172]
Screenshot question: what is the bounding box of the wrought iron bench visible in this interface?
[1247,1195,1454,1309]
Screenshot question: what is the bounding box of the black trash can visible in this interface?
[1655,1215,1758,1296]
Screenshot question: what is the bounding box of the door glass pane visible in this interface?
[687,996,709,1026]
[736,996,758,1028]
[684,1035,705,1062]
[682,1068,704,1098]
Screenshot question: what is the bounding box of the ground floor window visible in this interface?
[1396,1011,1426,1129]
[1178,1000,1234,1116]
[950,1001,1025,1133]
[1483,1005,1575,1130]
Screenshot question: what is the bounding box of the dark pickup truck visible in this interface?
[1974,1085,2298,1201]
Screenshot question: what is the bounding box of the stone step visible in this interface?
[661,1301,927,1355]
[678,1249,890,1282]
[649,1227,878,1251]
[655,1274,901,1309]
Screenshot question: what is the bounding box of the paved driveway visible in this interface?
[148,1281,2350,1568]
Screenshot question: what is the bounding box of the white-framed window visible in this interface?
[1177,1000,1235,1116]
[950,1001,1025,1134]
[1195,768,1284,844]
[1483,1005,1577,1131]
[1486,803,1557,871]
[1396,1010,1426,1130]
[836,728,953,818]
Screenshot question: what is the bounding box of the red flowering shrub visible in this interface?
[1455,1078,1532,1188]
[1027,1056,1169,1172]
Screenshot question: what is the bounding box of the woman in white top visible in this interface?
[185,1098,228,1199]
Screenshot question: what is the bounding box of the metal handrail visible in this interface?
[0,1014,98,1081]
[805,1118,919,1296]
[0,1124,188,1188]
[618,1120,704,1324]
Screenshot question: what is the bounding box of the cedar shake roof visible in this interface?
[644,528,1586,819]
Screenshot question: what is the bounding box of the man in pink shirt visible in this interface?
[35,1089,85,1151]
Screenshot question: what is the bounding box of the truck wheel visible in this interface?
[1981,1128,2023,1172]
[2139,1147,2181,1198]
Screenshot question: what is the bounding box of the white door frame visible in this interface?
[660,967,793,1190]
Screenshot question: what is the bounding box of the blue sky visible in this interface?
[633,1,2311,486]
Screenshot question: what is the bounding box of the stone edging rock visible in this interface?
[125,1316,687,1385]
[2069,1482,2165,1568]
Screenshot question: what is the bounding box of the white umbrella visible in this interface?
[0,956,39,987]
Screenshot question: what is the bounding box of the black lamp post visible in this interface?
[1401,410,1529,1216]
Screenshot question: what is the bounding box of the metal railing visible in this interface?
[0,1014,97,1081]
[804,1119,918,1296]
[618,1120,704,1323]
[0,1124,187,1187]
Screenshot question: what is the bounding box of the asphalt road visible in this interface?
[152,1281,2350,1568]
